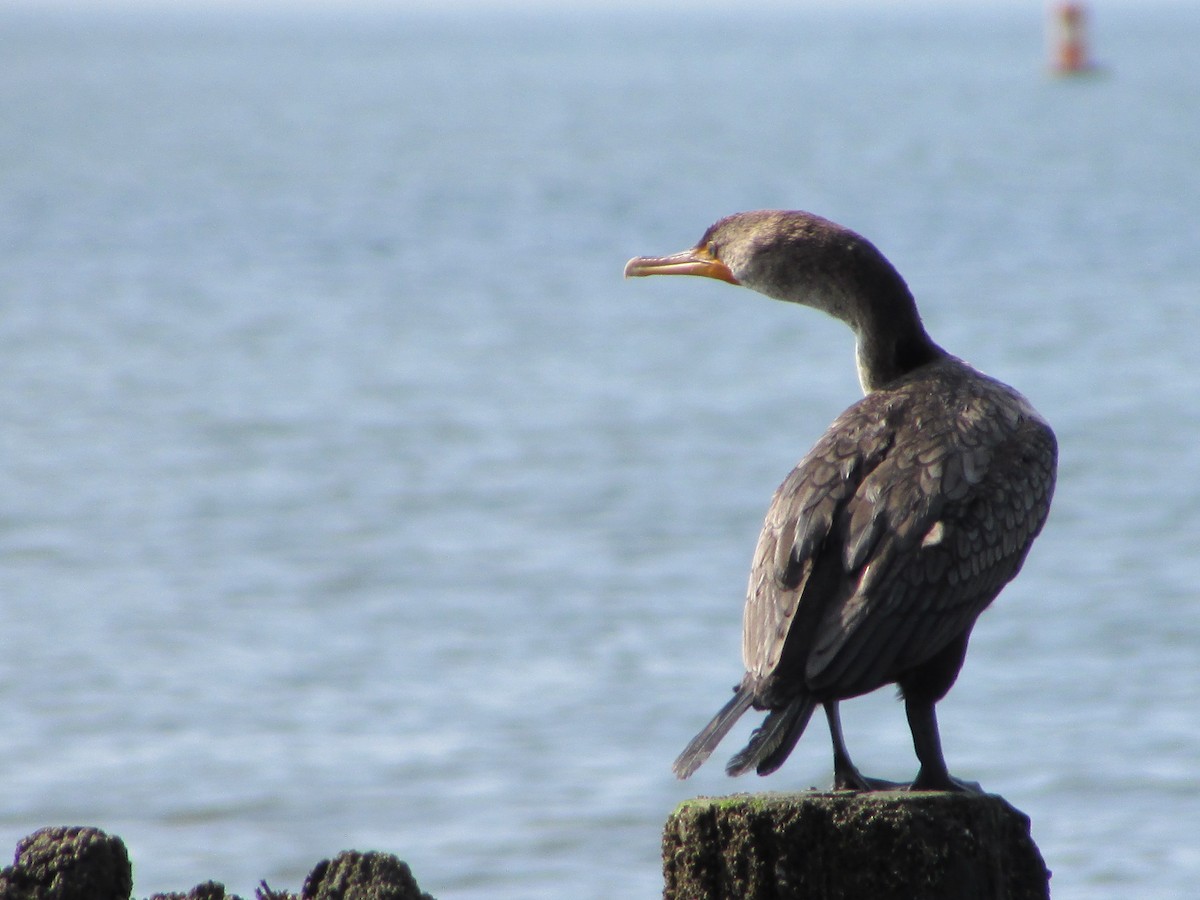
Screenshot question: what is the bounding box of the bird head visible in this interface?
[624,209,903,330]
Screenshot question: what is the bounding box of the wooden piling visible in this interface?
[663,791,1050,900]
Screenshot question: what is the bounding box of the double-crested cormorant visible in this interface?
[625,210,1056,791]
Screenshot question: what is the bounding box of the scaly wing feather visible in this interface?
[743,362,1056,702]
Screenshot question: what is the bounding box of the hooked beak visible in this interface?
[623,248,739,285]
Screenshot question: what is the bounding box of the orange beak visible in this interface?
[623,248,739,285]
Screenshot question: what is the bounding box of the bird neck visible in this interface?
[855,318,944,393]
[848,273,944,393]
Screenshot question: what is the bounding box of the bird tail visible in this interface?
[672,683,756,779]
[725,695,817,777]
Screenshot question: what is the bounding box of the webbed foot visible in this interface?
[832,761,907,792]
[907,769,983,793]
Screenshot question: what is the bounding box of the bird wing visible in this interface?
[743,371,1057,701]
[741,394,899,684]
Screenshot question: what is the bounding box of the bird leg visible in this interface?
[825,702,905,791]
[904,698,982,793]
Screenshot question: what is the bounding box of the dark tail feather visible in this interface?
[672,684,756,779]
[725,695,817,777]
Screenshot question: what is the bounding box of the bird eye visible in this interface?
[706,241,720,258]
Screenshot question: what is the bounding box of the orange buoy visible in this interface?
[1051,3,1093,74]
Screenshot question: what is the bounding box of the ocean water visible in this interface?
[1,4,1198,898]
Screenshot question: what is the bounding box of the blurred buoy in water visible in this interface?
[1050,2,1095,74]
